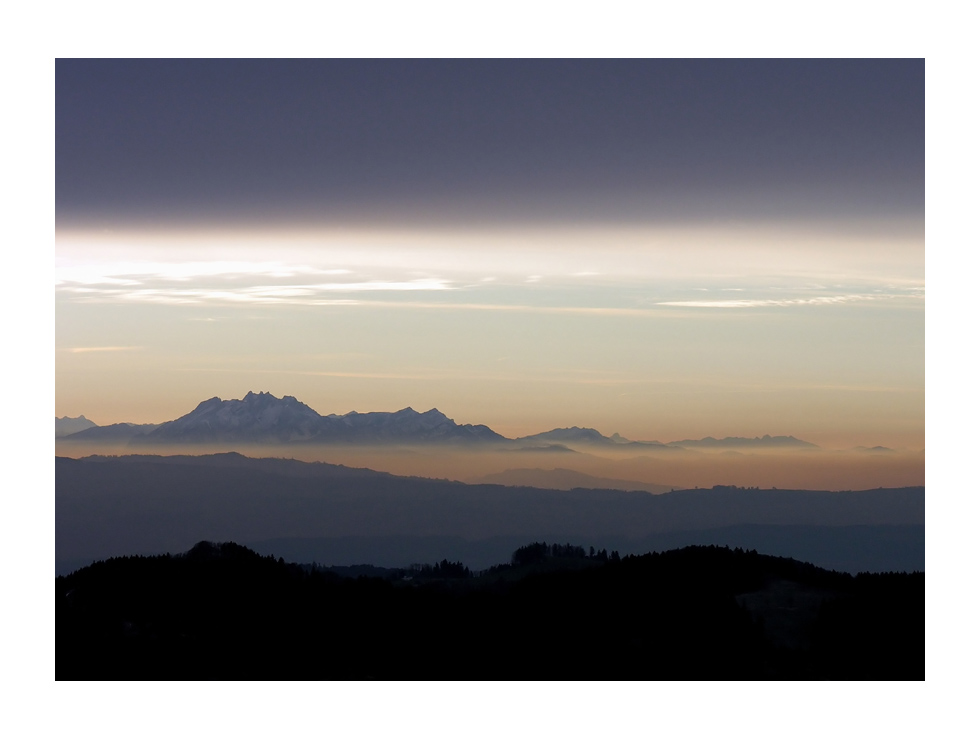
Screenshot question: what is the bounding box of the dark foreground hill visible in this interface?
[56,542,924,680]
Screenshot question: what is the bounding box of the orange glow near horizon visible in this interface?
[56,219,924,459]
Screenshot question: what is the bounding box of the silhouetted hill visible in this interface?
[56,541,924,679]
[57,453,925,575]
[242,523,926,576]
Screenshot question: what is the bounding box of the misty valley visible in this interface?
[56,391,925,492]
[56,414,924,678]
[55,392,925,679]
[56,392,925,679]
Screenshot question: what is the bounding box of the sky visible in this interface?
[55,59,924,449]
[21,4,976,728]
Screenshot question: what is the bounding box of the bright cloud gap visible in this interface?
[656,294,922,309]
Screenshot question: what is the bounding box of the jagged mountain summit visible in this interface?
[147,392,325,443]
[128,391,506,445]
[57,392,820,450]
[55,415,98,437]
[319,406,504,444]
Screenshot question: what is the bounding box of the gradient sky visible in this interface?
[55,59,924,449]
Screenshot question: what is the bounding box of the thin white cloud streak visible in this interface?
[62,346,143,353]
[354,301,657,316]
[61,276,143,286]
[57,284,923,312]
[656,294,923,308]
[55,260,352,286]
[59,280,453,306]
[310,279,452,291]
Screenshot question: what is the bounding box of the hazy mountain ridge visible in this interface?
[57,453,925,576]
[146,392,326,443]
[64,422,162,441]
[62,391,507,446]
[55,415,97,437]
[516,427,672,449]
[315,406,505,444]
[57,391,830,450]
[667,435,818,449]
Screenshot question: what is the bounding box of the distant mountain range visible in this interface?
[514,427,671,449]
[853,445,896,454]
[56,391,821,450]
[667,435,818,449]
[64,422,162,441]
[60,392,503,446]
[56,452,925,576]
[55,415,98,437]
[142,392,506,445]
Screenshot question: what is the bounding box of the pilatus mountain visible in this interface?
[134,391,506,445]
[57,391,820,449]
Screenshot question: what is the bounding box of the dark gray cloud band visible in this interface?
[57,59,924,227]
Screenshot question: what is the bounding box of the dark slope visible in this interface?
[61,422,160,441]
[57,454,925,574]
[56,542,924,680]
[246,524,925,576]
